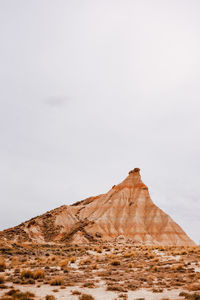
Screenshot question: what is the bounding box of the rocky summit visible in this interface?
[0,168,195,245]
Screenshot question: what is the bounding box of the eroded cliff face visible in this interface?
[0,169,195,246]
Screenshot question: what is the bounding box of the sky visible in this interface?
[0,0,200,243]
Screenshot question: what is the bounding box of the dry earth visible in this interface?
[0,239,200,300]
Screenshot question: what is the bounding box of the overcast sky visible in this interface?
[0,0,200,243]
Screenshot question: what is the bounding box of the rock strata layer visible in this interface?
[0,168,195,245]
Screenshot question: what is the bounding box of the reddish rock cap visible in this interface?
[129,168,140,174]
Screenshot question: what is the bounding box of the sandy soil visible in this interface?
[0,284,186,299]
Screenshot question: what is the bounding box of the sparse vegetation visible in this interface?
[4,289,35,300]
[33,269,45,279]
[79,294,95,300]
[45,295,56,300]
[179,292,200,299]
[0,240,199,299]
[171,263,184,271]
[71,290,81,295]
[50,276,64,286]
[21,269,34,279]
[60,258,68,269]
[110,259,120,266]
[152,265,158,272]
[0,257,6,272]
[70,256,76,263]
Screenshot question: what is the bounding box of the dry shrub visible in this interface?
[50,276,64,286]
[152,288,163,293]
[91,264,98,270]
[179,291,200,299]
[0,257,6,272]
[60,259,68,269]
[195,273,200,280]
[107,284,127,292]
[152,265,158,272]
[0,275,5,284]
[83,282,95,288]
[94,247,101,253]
[10,256,20,268]
[147,254,155,259]
[79,294,95,300]
[70,257,76,263]
[123,252,132,258]
[5,289,35,299]
[14,268,20,274]
[33,269,45,279]
[21,269,34,279]
[118,293,128,299]
[80,258,92,265]
[128,263,133,268]
[180,250,188,255]
[47,256,60,266]
[71,290,81,295]
[186,283,200,292]
[106,253,115,259]
[171,264,184,271]
[137,264,144,269]
[97,271,111,277]
[110,259,120,266]
[158,246,165,251]
[45,295,56,300]
[152,257,159,262]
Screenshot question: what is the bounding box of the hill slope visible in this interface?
[0,168,195,245]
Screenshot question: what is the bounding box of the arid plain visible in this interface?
[0,240,200,299]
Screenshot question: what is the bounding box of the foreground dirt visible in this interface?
[0,240,200,299]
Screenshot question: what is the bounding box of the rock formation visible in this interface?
[0,168,195,245]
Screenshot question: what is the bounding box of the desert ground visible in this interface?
[0,239,200,300]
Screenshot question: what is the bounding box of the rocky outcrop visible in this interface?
[0,168,195,246]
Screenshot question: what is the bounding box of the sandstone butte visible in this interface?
[0,168,195,246]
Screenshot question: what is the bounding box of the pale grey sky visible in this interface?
[0,0,200,243]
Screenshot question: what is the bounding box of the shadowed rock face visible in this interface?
[0,168,195,245]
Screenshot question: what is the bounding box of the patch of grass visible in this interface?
[5,289,35,299]
[179,291,200,299]
[110,259,120,266]
[0,258,6,272]
[71,290,81,295]
[107,284,127,292]
[45,295,56,300]
[79,294,95,300]
[33,269,45,279]
[83,282,95,288]
[152,265,158,272]
[21,269,34,279]
[0,275,5,284]
[50,276,64,286]
[91,264,98,270]
[80,258,92,265]
[123,252,132,258]
[70,257,76,263]
[152,288,163,293]
[60,259,68,269]
[186,283,200,292]
[171,264,184,271]
[128,263,133,268]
